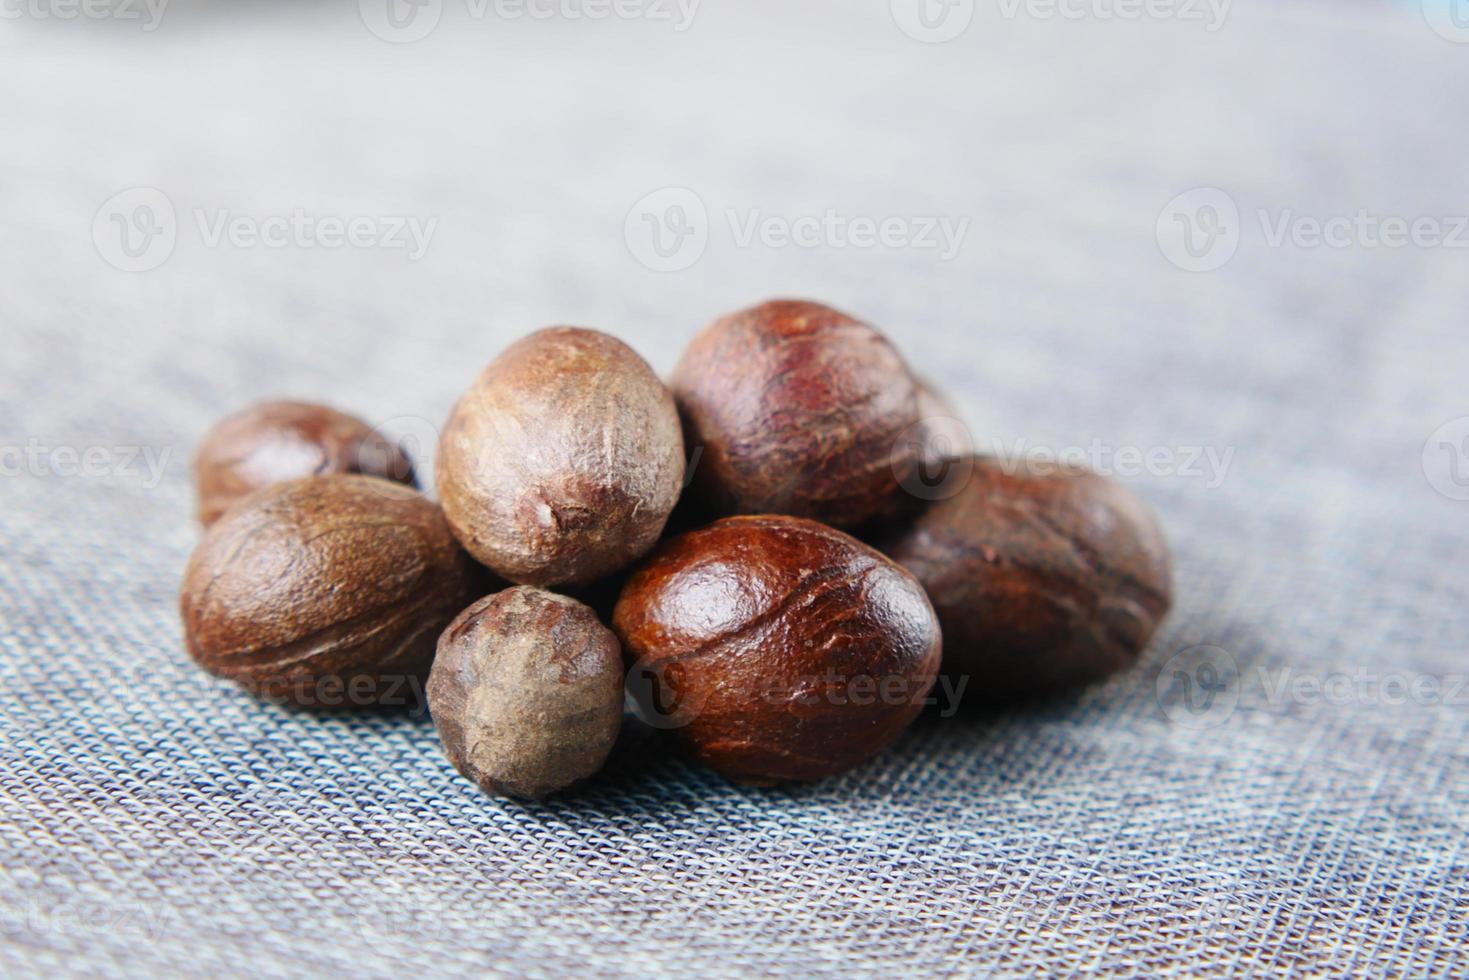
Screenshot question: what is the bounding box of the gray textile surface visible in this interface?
[2,3,1467,976]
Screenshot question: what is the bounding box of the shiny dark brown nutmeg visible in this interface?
[612,515,942,785]
[194,400,415,526]
[672,300,923,528]
[180,475,477,709]
[875,457,1173,700]
[437,327,684,588]
[428,587,624,800]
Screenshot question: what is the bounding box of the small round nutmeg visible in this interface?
[194,400,415,526]
[428,587,624,800]
[874,457,1173,700]
[437,328,684,588]
[180,475,477,709]
[672,299,923,528]
[612,515,942,785]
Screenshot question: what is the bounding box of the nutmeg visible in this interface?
[193,400,415,526]
[180,475,477,709]
[875,457,1173,700]
[437,327,684,588]
[612,515,942,785]
[671,299,923,527]
[428,587,624,800]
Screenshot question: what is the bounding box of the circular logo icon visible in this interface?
[1423,416,1469,500]
[359,0,443,43]
[891,0,975,43]
[1155,644,1239,729]
[624,187,708,272]
[359,414,440,494]
[1156,187,1240,272]
[624,657,710,730]
[1195,896,1230,943]
[353,885,449,956]
[1424,0,1469,43]
[93,187,177,273]
[893,416,975,501]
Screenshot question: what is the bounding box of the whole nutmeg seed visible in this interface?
[180,475,477,709]
[612,515,942,785]
[875,457,1173,700]
[672,299,923,527]
[437,327,684,588]
[194,400,415,526]
[428,587,624,800]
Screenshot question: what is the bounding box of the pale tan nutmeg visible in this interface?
[436,328,684,587]
[428,587,624,800]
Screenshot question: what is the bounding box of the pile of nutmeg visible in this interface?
[179,300,1172,798]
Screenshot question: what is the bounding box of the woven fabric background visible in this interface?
[2,3,1467,976]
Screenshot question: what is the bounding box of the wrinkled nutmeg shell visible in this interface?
[437,327,684,588]
[428,587,624,800]
[612,515,942,785]
[875,457,1173,700]
[671,299,923,528]
[194,400,415,526]
[180,475,478,709]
